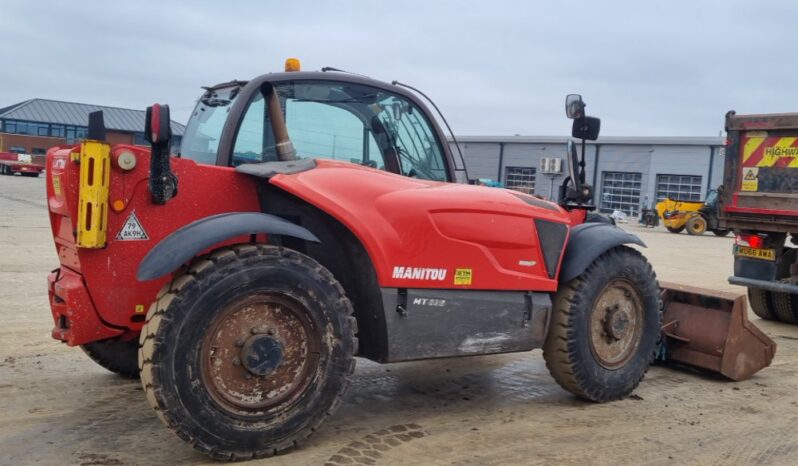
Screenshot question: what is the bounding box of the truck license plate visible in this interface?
[735,246,775,261]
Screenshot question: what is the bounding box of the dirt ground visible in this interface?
[1,174,797,466]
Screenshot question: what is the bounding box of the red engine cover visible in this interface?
[270,160,571,292]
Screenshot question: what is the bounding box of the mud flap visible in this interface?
[658,281,776,381]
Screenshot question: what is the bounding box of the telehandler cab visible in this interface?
[45,60,775,460]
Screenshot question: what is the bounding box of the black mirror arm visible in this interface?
[580,137,587,184]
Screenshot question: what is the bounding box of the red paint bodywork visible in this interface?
[46,151,573,346]
[46,146,260,345]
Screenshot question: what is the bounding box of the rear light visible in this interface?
[736,233,766,249]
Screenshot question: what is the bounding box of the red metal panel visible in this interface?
[270,159,570,292]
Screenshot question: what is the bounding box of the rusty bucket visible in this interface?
[659,281,776,381]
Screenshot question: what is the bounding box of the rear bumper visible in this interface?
[48,268,123,346]
[4,163,44,174]
[729,276,798,295]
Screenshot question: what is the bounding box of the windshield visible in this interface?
[180,86,241,164]
[236,81,448,181]
[180,80,449,182]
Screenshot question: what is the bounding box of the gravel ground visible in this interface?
[1,174,797,466]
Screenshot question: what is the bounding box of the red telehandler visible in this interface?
[45,60,774,460]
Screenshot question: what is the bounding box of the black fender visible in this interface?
[136,212,320,281]
[558,222,646,283]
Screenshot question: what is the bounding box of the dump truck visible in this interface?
[44,61,775,460]
[0,151,45,177]
[657,189,729,236]
[720,111,798,324]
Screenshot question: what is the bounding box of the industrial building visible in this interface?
[0,99,185,155]
[454,136,725,216]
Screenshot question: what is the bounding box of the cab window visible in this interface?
[230,81,449,181]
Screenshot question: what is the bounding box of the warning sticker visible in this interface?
[52,175,61,196]
[135,304,145,314]
[454,268,473,285]
[741,167,759,192]
[116,211,149,240]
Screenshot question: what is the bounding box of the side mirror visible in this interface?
[145,104,172,144]
[145,103,177,205]
[565,94,585,119]
[572,116,601,141]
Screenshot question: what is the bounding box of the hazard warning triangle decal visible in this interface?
[116,211,149,241]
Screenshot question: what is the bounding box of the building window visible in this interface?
[9,146,26,154]
[504,166,536,194]
[133,132,148,146]
[32,148,46,155]
[51,125,65,138]
[656,174,702,202]
[600,171,642,216]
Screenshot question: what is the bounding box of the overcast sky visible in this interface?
[1,0,796,137]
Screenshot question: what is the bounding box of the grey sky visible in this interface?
[1,0,796,137]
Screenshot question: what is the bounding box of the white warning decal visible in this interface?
[116,211,149,241]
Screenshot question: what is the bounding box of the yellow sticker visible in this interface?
[135,304,145,314]
[741,167,759,192]
[454,268,472,285]
[52,175,61,196]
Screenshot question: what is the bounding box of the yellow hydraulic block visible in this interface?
[76,140,111,248]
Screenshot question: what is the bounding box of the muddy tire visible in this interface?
[771,292,798,324]
[81,337,140,378]
[665,225,685,234]
[139,245,357,460]
[543,246,660,402]
[686,216,707,236]
[712,229,731,237]
[748,288,778,321]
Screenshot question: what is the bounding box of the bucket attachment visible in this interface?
[659,281,776,381]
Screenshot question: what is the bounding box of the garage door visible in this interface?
[600,171,642,216]
[504,166,536,194]
[656,174,702,201]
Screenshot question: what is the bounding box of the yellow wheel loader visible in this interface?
[656,189,730,236]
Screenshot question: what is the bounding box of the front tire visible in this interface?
[686,216,707,235]
[81,337,140,378]
[139,245,356,460]
[544,246,660,402]
[665,225,685,234]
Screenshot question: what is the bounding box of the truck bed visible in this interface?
[720,111,798,232]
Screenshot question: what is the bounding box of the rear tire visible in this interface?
[748,288,777,321]
[81,337,140,378]
[666,225,684,234]
[712,229,731,237]
[771,291,798,324]
[139,245,356,460]
[543,246,661,402]
[686,216,707,235]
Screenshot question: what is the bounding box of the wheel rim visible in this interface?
[200,293,321,416]
[689,218,706,234]
[589,279,644,369]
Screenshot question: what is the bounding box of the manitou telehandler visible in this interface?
[45,60,775,460]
